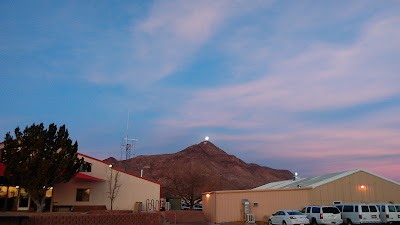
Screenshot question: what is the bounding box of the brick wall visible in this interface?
[1,212,160,225]
[72,205,107,212]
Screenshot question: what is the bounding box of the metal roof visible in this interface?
[253,169,400,190]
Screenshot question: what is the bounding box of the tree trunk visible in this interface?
[33,198,44,212]
[29,190,46,213]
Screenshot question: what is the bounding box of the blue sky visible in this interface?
[1,1,400,181]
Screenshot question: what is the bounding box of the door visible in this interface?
[271,211,280,225]
[17,188,30,211]
[275,211,284,224]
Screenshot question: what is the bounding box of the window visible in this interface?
[369,205,378,212]
[361,206,369,212]
[76,188,90,201]
[288,211,303,215]
[343,205,353,212]
[312,207,321,213]
[17,188,30,210]
[388,205,396,212]
[79,162,92,172]
[307,207,311,213]
[323,207,340,214]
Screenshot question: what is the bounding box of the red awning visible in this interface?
[75,172,104,181]
[0,163,5,176]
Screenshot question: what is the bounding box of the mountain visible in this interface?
[104,141,293,197]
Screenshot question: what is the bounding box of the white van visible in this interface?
[300,206,342,225]
[376,203,400,224]
[335,204,380,225]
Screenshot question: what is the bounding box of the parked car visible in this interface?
[193,204,202,211]
[335,204,380,225]
[181,203,190,210]
[375,203,400,224]
[300,206,343,225]
[268,210,310,225]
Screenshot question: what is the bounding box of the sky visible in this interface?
[1,1,400,182]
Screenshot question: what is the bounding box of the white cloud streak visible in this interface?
[85,0,272,87]
[161,15,400,130]
[153,14,400,180]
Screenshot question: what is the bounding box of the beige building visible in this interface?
[202,169,400,224]
[52,153,161,211]
[0,150,161,212]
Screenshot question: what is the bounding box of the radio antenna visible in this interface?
[122,111,138,161]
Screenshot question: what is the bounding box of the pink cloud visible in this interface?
[158,16,400,132]
[137,1,226,44]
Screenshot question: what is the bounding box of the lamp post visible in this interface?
[109,164,113,183]
[109,164,113,185]
[108,164,115,210]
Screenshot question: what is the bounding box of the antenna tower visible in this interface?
[122,112,138,160]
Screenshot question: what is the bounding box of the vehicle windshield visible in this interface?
[323,207,340,214]
[288,211,303,215]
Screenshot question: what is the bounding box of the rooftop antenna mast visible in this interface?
[122,111,138,161]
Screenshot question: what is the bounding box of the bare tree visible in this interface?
[165,164,218,209]
[107,167,122,210]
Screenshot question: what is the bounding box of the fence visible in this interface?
[0,212,160,225]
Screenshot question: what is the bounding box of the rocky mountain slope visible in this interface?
[104,141,292,196]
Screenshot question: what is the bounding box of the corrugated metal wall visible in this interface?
[203,188,312,223]
[310,171,400,205]
[202,192,216,223]
[203,171,400,224]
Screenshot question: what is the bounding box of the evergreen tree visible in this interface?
[3,123,83,212]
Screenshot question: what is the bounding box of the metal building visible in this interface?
[202,169,400,224]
